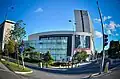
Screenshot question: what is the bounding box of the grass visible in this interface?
[1,60,32,72]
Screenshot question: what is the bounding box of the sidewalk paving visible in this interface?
[0,60,26,79]
[0,60,10,71]
[90,66,120,79]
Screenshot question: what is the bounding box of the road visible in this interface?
[2,57,120,79]
[24,61,100,79]
[24,59,120,79]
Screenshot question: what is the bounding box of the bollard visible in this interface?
[104,62,109,73]
[40,62,42,68]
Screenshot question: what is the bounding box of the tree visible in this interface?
[43,51,54,67]
[25,46,35,53]
[24,46,36,59]
[4,44,9,56]
[7,40,15,54]
[73,51,88,63]
[10,20,26,43]
[108,48,119,59]
[10,20,26,65]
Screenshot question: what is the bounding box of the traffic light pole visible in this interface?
[96,1,105,73]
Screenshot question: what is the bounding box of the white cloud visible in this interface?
[108,16,112,19]
[103,24,108,27]
[116,24,120,27]
[106,30,111,35]
[34,8,43,12]
[95,31,103,38]
[94,16,112,23]
[108,21,116,29]
[103,16,112,21]
[116,33,119,36]
[94,18,101,23]
[101,13,103,16]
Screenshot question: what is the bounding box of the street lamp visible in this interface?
[69,20,76,68]
[69,20,76,57]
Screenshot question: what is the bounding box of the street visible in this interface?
[23,61,100,79]
[1,57,120,79]
[23,59,120,79]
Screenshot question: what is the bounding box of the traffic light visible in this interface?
[104,34,108,47]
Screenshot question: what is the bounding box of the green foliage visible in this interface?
[1,60,32,72]
[24,58,39,63]
[108,48,120,59]
[10,20,26,65]
[10,20,26,43]
[25,46,35,53]
[4,44,9,56]
[73,51,88,63]
[29,46,35,50]
[29,52,40,59]
[43,51,54,65]
[7,40,15,54]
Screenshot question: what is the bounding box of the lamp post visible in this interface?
[69,20,76,57]
[69,20,76,68]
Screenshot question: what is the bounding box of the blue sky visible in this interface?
[0,0,120,52]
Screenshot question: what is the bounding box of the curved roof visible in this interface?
[30,31,73,36]
[28,30,92,40]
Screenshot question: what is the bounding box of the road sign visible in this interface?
[19,46,24,54]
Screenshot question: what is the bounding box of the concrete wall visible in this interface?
[0,20,15,50]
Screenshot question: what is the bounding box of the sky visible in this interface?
[0,0,120,52]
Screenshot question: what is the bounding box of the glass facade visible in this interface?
[24,34,91,62]
[39,37,68,61]
[25,36,68,61]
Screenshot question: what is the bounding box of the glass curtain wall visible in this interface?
[39,37,68,61]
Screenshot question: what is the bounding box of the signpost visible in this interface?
[96,1,108,73]
[19,41,25,68]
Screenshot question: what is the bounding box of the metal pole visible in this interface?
[69,20,75,68]
[72,22,75,68]
[96,1,105,73]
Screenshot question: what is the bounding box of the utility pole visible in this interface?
[96,1,105,73]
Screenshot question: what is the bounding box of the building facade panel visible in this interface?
[74,10,93,33]
[0,20,15,50]
[74,10,83,32]
[82,10,90,33]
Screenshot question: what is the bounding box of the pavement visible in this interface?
[90,66,120,79]
[0,60,26,79]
